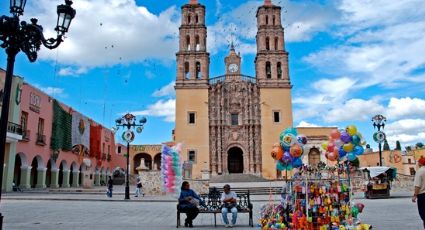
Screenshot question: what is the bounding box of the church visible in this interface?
[174,0,332,180]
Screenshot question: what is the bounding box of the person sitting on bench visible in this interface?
[221,184,238,228]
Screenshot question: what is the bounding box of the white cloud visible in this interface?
[386,97,425,119]
[152,81,175,97]
[385,119,425,147]
[324,99,384,123]
[130,99,175,122]
[34,84,67,98]
[296,121,319,127]
[27,0,180,68]
[58,67,88,76]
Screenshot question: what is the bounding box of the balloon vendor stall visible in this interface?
[259,126,371,230]
[161,143,183,198]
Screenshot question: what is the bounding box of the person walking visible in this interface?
[413,157,425,229]
[107,176,113,198]
[178,181,205,228]
[135,177,144,197]
[221,184,238,228]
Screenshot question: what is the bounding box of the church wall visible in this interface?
[175,88,209,179]
[260,88,293,179]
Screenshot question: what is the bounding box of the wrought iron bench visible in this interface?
[176,188,253,228]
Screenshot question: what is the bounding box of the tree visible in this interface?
[395,140,401,150]
[383,139,390,151]
[416,142,424,149]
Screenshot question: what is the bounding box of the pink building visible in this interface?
[14,82,126,189]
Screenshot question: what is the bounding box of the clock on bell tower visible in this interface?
[225,43,241,75]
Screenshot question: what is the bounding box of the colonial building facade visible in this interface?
[174,0,306,179]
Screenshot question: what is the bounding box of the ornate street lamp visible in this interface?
[113,113,147,200]
[372,114,387,166]
[0,0,75,227]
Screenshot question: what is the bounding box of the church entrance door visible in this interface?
[228,147,243,173]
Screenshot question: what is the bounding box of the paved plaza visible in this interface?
[1,191,423,230]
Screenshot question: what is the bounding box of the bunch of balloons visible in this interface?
[322,125,365,162]
[161,143,183,197]
[271,127,308,171]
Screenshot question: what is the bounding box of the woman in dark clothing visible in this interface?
[178,181,205,228]
[107,176,113,198]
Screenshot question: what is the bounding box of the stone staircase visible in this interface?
[209,173,269,183]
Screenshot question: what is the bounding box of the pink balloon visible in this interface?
[330,129,341,140]
[327,141,336,153]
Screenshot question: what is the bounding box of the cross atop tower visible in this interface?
[189,0,198,4]
[264,0,272,6]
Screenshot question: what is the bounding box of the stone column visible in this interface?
[20,166,32,189]
[71,171,80,187]
[94,172,100,186]
[62,170,70,188]
[50,169,60,188]
[36,168,47,189]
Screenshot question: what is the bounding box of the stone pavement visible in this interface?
[1,190,423,230]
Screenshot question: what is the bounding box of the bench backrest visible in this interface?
[199,188,251,211]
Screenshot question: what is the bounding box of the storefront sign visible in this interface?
[131,145,162,152]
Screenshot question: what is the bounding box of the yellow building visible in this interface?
[173,0,332,180]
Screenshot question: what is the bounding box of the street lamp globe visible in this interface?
[10,0,27,16]
[55,0,76,35]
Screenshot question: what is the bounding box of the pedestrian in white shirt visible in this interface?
[221,184,238,228]
[412,157,425,229]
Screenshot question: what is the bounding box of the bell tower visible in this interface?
[174,0,210,179]
[255,0,293,179]
[224,43,241,75]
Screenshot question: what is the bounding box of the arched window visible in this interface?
[266,62,271,79]
[265,15,269,25]
[266,37,270,51]
[187,15,191,24]
[196,62,201,79]
[277,62,282,79]
[272,15,276,25]
[186,35,191,51]
[195,14,199,24]
[195,35,200,51]
[184,62,190,79]
[275,37,279,50]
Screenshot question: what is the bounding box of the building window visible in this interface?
[117,146,122,154]
[231,114,239,126]
[195,35,200,51]
[188,150,196,163]
[265,15,269,25]
[186,36,191,51]
[184,62,190,79]
[188,112,196,124]
[37,118,44,135]
[187,15,191,24]
[21,111,28,131]
[275,37,279,50]
[266,62,271,79]
[196,62,201,79]
[277,62,282,79]
[266,37,270,50]
[195,14,199,24]
[273,111,280,123]
[408,158,412,164]
[272,15,276,25]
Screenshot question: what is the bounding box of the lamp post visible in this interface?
[113,113,147,200]
[372,114,387,166]
[0,0,75,228]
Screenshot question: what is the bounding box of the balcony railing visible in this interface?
[7,122,23,136]
[21,130,30,141]
[36,133,46,146]
[209,74,256,85]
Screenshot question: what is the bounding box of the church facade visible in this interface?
[174,0,331,180]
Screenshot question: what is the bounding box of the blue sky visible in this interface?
[1,0,425,150]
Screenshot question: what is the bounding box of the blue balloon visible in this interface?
[353,145,364,155]
[347,153,356,161]
[276,161,285,171]
[284,127,298,136]
[292,157,303,168]
[339,147,347,158]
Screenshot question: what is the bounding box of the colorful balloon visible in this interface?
[353,145,364,156]
[351,135,361,145]
[297,135,308,146]
[322,141,329,151]
[343,143,354,153]
[271,146,284,160]
[340,131,351,143]
[290,144,303,158]
[327,151,339,161]
[292,157,303,168]
[346,125,358,136]
[330,129,341,140]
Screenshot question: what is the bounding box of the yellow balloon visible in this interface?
[346,125,357,136]
[343,143,353,152]
[322,141,329,151]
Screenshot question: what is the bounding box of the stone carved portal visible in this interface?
[209,76,262,175]
[228,147,244,173]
